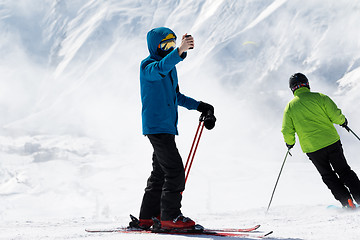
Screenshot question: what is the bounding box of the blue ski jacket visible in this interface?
[140,27,200,135]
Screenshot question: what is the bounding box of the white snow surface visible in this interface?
[1,0,360,239]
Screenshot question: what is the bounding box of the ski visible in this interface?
[327,205,359,210]
[85,215,271,238]
[85,224,261,234]
[85,227,273,238]
[204,224,261,232]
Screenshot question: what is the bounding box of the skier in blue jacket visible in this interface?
[137,27,215,230]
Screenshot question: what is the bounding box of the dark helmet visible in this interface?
[289,73,310,93]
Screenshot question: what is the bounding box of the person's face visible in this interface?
[158,33,176,57]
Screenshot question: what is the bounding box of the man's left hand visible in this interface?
[341,118,348,128]
[341,118,350,132]
[286,143,294,150]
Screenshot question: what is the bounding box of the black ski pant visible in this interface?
[139,134,185,221]
[306,140,360,206]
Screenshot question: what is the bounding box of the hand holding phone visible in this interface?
[185,34,194,49]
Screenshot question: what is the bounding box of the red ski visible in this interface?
[85,223,261,234]
[204,224,261,232]
[85,215,272,238]
[85,227,273,238]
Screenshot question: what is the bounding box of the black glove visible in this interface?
[341,118,348,128]
[197,101,216,130]
[286,143,294,150]
[341,118,350,132]
[197,101,214,115]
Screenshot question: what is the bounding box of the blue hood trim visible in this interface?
[147,27,177,61]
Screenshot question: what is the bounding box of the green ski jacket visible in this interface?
[281,87,346,153]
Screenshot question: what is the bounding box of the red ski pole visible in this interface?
[184,116,205,185]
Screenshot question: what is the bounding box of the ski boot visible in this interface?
[345,199,357,210]
[151,214,203,233]
[160,214,196,230]
[128,214,153,230]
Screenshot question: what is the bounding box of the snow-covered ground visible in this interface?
[1,0,360,239]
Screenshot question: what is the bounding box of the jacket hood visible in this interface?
[147,27,177,60]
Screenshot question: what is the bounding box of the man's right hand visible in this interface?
[178,34,194,56]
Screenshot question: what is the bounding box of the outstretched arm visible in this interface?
[141,49,185,81]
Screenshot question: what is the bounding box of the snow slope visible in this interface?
[1,0,360,239]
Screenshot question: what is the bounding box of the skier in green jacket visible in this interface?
[282,73,360,208]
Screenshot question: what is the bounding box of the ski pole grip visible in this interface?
[199,110,216,130]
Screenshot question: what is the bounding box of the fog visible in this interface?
[1,0,360,224]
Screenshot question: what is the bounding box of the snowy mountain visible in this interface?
[1,0,360,239]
